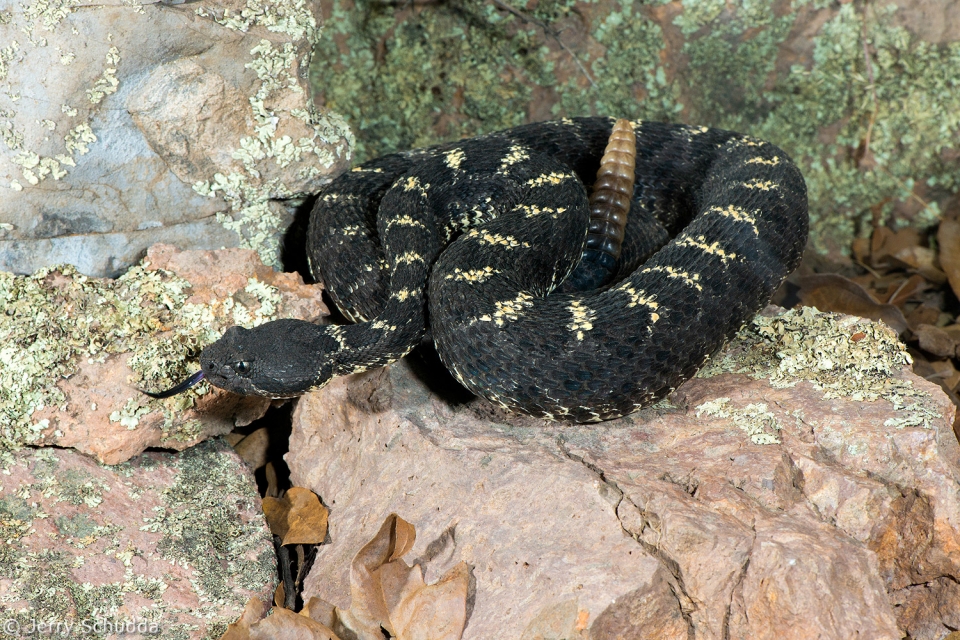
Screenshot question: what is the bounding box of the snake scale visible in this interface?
[154,116,808,423]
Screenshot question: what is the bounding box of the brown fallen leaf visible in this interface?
[883,274,928,307]
[940,324,960,341]
[338,514,418,637]
[252,608,341,640]
[335,514,469,640]
[220,597,271,640]
[275,581,287,609]
[302,597,340,629]
[889,246,947,284]
[264,462,280,498]
[905,303,943,332]
[263,487,329,546]
[219,596,342,640]
[870,226,921,268]
[796,274,908,334]
[224,432,246,447]
[915,324,958,359]
[234,427,270,470]
[869,226,893,267]
[937,218,960,301]
[390,561,470,640]
[929,359,960,392]
[851,236,871,265]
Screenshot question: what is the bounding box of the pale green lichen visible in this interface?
[199,0,320,40]
[85,44,120,105]
[698,307,941,429]
[139,440,275,606]
[1,442,273,636]
[1,6,126,190]
[695,398,782,445]
[188,0,351,268]
[21,0,78,31]
[0,263,285,452]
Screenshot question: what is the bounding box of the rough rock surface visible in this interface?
[0,0,352,276]
[3,244,326,464]
[289,311,960,639]
[0,439,275,635]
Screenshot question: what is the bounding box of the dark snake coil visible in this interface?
[176,117,808,423]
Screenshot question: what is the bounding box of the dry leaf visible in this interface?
[224,432,246,447]
[937,219,960,301]
[390,561,470,640]
[870,226,893,266]
[219,597,270,640]
[339,514,418,637]
[275,581,287,609]
[883,274,928,307]
[851,236,871,265]
[870,226,921,268]
[263,487,329,546]
[930,359,960,391]
[796,274,908,334]
[940,324,960,341]
[234,427,270,470]
[906,303,942,331]
[219,596,341,640]
[264,462,280,498]
[302,597,340,629]
[334,514,468,640]
[915,324,958,359]
[889,246,947,284]
[248,607,341,640]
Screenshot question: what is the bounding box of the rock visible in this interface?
[0,439,275,634]
[288,308,960,639]
[0,0,352,277]
[1,243,327,464]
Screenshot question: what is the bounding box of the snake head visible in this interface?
[199,320,340,398]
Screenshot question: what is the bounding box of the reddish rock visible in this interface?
[0,439,275,633]
[288,322,959,638]
[24,244,326,464]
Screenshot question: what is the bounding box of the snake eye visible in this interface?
[233,361,251,375]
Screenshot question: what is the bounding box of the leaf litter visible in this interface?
[220,513,469,640]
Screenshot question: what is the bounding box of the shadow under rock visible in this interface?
[280,195,317,283]
[406,343,476,408]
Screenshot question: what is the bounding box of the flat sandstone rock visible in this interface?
[289,308,960,639]
[0,439,275,635]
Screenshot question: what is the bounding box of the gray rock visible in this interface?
[0,0,352,276]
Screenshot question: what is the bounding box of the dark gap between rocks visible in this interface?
[280,195,317,283]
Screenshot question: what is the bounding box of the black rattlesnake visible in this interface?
[152,116,808,423]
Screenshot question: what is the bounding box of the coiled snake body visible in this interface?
[166,117,807,423]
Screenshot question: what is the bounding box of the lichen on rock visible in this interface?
[697,306,942,430]
[2,0,352,276]
[0,245,324,460]
[694,398,782,444]
[0,441,275,633]
[187,0,355,268]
